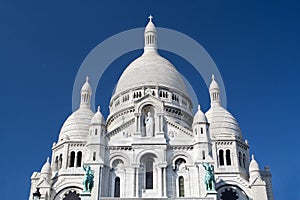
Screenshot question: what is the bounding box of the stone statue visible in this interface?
[145,112,154,136]
[203,163,215,191]
[83,165,94,192]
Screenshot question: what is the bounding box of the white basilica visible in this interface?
[29,17,274,200]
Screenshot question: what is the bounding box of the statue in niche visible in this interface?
[82,165,94,192]
[145,112,154,137]
[203,163,215,191]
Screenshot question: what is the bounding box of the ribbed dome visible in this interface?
[91,106,105,125]
[114,51,188,96]
[193,105,207,124]
[205,105,242,138]
[59,108,94,141]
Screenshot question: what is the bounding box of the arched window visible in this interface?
[145,159,153,189]
[93,152,96,161]
[55,156,58,171]
[95,128,98,135]
[77,151,82,167]
[59,154,63,169]
[195,128,197,135]
[238,152,242,167]
[226,150,231,165]
[201,127,203,134]
[219,150,224,166]
[114,177,120,197]
[202,151,206,160]
[243,153,246,168]
[69,151,75,167]
[179,176,185,197]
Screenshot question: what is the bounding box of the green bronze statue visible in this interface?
[203,163,215,191]
[83,165,94,192]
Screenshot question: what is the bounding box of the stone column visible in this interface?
[99,165,103,197]
[155,113,164,137]
[197,164,201,197]
[132,164,140,197]
[163,167,167,197]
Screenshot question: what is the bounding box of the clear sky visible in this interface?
[0,0,299,199]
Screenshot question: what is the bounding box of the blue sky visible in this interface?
[0,0,299,199]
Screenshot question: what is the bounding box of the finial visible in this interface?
[212,74,215,80]
[97,106,100,112]
[85,76,89,82]
[198,105,201,110]
[251,154,255,160]
[148,15,153,22]
[47,157,50,163]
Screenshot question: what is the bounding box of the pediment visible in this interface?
[37,177,51,188]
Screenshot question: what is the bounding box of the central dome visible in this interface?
[114,51,188,96]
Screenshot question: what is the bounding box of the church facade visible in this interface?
[29,17,274,200]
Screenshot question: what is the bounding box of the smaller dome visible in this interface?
[209,74,219,91]
[81,76,92,95]
[249,154,260,172]
[41,157,52,175]
[91,106,105,125]
[205,105,242,138]
[193,105,207,124]
[59,108,94,141]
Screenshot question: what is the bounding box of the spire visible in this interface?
[80,76,92,109]
[209,74,220,107]
[144,15,157,52]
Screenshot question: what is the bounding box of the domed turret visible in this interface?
[192,105,211,162]
[249,155,260,172]
[58,76,94,141]
[205,75,242,138]
[91,106,105,125]
[41,157,52,179]
[193,105,207,125]
[249,154,261,183]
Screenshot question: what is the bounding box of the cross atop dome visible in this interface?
[148,15,153,22]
